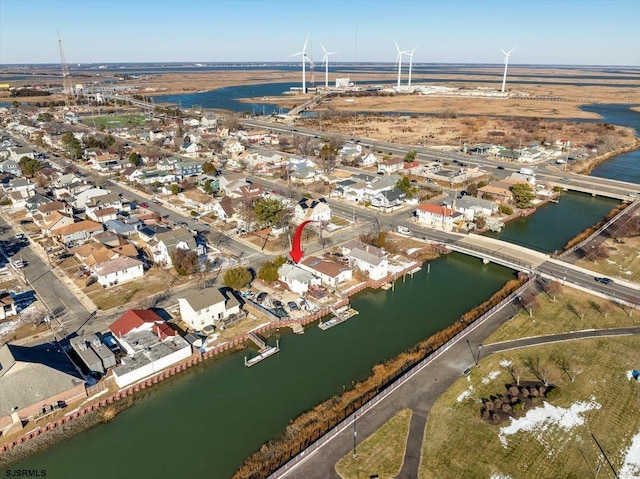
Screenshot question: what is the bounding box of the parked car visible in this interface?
[273,300,284,309]
[256,292,268,303]
[594,277,614,285]
[287,301,299,311]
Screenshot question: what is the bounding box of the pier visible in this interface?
[318,306,359,331]
[245,332,280,367]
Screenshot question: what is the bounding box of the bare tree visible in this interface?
[544,280,563,301]
[568,302,586,320]
[523,356,550,386]
[552,354,574,382]
[519,292,539,317]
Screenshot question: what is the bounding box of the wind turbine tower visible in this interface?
[320,43,337,88]
[407,46,417,88]
[289,35,310,93]
[500,47,516,93]
[394,41,409,91]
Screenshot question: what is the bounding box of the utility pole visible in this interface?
[591,433,619,479]
[352,411,358,459]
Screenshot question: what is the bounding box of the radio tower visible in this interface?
[57,30,74,108]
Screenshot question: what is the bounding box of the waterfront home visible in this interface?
[69,336,105,376]
[341,239,389,281]
[178,287,241,331]
[505,172,536,186]
[278,263,321,295]
[299,256,352,288]
[477,184,513,204]
[108,310,190,388]
[415,203,463,231]
[293,197,331,223]
[445,196,499,221]
[0,343,86,437]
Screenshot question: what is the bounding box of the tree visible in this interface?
[552,354,574,382]
[257,256,287,283]
[128,151,142,167]
[403,150,417,162]
[498,204,514,215]
[37,112,53,122]
[319,143,337,173]
[170,184,180,195]
[202,179,214,195]
[202,161,218,175]
[223,267,252,290]
[510,183,535,208]
[543,280,562,301]
[18,156,43,178]
[582,243,609,263]
[519,292,539,316]
[170,248,198,276]
[396,176,416,198]
[293,135,312,156]
[474,216,487,229]
[254,198,284,227]
[61,132,82,159]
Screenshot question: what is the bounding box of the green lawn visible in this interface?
[484,286,638,344]
[84,114,147,128]
[335,409,412,479]
[419,336,640,479]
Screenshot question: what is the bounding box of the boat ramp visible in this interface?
[318,305,359,331]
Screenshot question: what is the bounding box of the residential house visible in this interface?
[8,146,37,161]
[156,157,181,171]
[51,220,103,245]
[360,152,378,167]
[152,227,204,267]
[377,157,404,174]
[293,197,331,223]
[446,196,499,221]
[278,263,320,295]
[211,196,236,222]
[108,310,190,388]
[178,287,241,330]
[72,187,110,210]
[4,177,35,196]
[177,188,213,213]
[299,256,352,288]
[38,211,75,236]
[0,343,86,436]
[91,256,144,287]
[0,293,17,320]
[227,184,266,200]
[415,203,464,231]
[175,160,203,178]
[341,240,388,281]
[370,188,406,209]
[478,184,513,204]
[0,159,21,176]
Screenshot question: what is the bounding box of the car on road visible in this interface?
[496,165,505,170]
[397,226,411,235]
[140,202,149,208]
[594,277,614,285]
[151,199,162,204]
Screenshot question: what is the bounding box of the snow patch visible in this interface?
[456,386,474,403]
[490,475,512,479]
[499,397,601,448]
[619,427,640,479]
[0,319,20,340]
[627,370,640,381]
[499,359,513,368]
[482,370,500,384]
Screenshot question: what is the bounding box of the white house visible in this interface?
[211,196,236,222]
[108,309,191,388]
[178,287,241,330]
[416,203,464,231]
[341,240,388,281]
[360,152,378,167]
[293,197,331,223]
[152,228,204,267]
[377,157,404,174]
[299,256,352,288]
[91,256,144,287]
[278,263,320,295]
[445,196,499,221]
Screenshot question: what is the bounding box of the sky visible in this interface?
[1,0,639,66]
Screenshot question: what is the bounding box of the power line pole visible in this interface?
[591,433,619,479]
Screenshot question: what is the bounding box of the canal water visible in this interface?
[14,254,515,478]
[486,191,620,253]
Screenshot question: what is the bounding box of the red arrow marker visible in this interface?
[290,220,316,264]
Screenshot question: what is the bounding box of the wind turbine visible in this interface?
[395,41,410,91]
[289,35,310,93]
[407,46,417,88]
[320,43,337,88]
[500,47,516,93]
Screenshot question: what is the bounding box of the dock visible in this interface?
[318,306,359,331]
[290,324,304,334]
[245,332,280,367]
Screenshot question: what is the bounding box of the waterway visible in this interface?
[14,254,515,478]
[486,191,620,253]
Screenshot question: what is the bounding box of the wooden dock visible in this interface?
[245,332,280,367]
[318,306,359,331]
